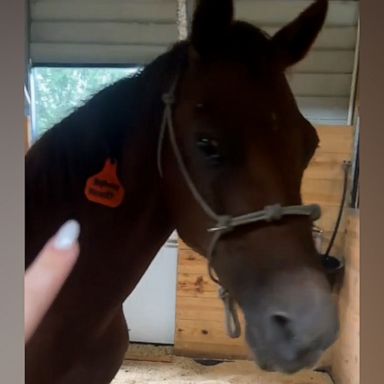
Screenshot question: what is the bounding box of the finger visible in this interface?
[25,220,80,342]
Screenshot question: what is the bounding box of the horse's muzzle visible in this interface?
[241,268,339,374]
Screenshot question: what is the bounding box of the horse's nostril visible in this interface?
[271,313,291,328]
[269,312,296,341]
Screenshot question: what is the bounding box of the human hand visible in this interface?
[24,220,80,342]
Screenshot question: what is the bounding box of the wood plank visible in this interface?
[296,97,350,123]
[236,1,359,27]
[176,296,225,314]
[307,119,350,126]
[33,1,358,27]
[304,151,353,181]
[124,343,174,363]
[175,244,249,359]
[177,287,218,299]
[262,26,357,49]
[31,21,178,45]
[178,247,205,263]
[174,340,250,360]
[31,1,178,23]
[31,24,354,74]
[313,205,347,233]
[176,318,248,346]
[177,272,217,293]
[177,260,208,275]
[114,354,334,383]
[293,50,355,74]
[177,318,238,338]
[331,210,359,384]
[314,126,355,154]
[302,179,345,205]
[177,306,228,323]
[288,73,352,97]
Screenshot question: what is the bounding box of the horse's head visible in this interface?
[160,0,338,373]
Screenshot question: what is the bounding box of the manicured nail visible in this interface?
[52,220,80,250]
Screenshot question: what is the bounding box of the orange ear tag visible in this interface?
[84,159,125,208]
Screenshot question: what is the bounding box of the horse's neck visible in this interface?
[25,76,174,285]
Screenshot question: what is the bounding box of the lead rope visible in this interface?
[158,77,322,339]
[318,160,351,274]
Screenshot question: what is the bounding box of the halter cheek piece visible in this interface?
[158,76,348,339]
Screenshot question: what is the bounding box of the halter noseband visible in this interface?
[157,76,344,339]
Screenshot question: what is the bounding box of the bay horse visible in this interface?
[25,0,339,382]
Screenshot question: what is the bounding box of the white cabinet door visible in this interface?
[122,233,178,345]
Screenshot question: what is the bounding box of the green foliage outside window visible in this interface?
[31,67,140,138]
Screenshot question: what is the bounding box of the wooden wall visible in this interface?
[331,211,360,384]
[174,125,356,361]
[30,0,179,65]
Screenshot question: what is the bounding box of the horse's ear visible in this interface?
[271,0,328,67]
[190,0,234,56]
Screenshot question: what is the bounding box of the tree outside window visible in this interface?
[31,67,140,139]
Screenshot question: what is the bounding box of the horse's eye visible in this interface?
[196,136,222,164]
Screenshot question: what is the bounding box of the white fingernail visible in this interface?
[53,220,80,250]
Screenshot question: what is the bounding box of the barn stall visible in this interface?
[25,1,360,383]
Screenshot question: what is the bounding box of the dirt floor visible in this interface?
[111,344,333,384]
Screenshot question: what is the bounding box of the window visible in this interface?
[30,67,141,140]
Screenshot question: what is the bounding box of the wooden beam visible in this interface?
[331,210,360,384]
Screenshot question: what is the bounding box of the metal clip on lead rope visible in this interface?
[219,287,242,338]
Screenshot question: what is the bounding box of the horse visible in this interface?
[25,0,339,382]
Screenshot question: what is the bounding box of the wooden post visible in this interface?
[331,210,360,384]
